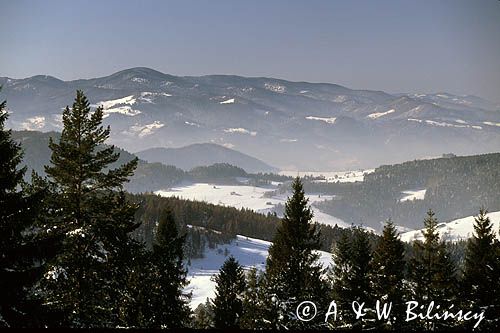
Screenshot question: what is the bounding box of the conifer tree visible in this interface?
[116,243,155,327]
[149,209,191,328]
[211,256,246,329]
[0,88,44,327]
[40,90,139,327]
[329,227,373,328]
[193,299,214,329]
[240,267,265,329]
[264,177,329,329]
[370,220,407,330]
[409,209,458,330]
[462,208,499,329]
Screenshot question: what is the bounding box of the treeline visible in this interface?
[194,180,500,331]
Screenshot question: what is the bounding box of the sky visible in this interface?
[1,0,499,102]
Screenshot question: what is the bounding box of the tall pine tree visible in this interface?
[370,220,407,330]
[40,90,139,327]
[409,209,458,330]
[211,256,246,329]
[150,209,191,328]
[264,177,329,329]
[240,267,265,329]
[329,227,373,328]
[461,208,499,329]
[0,88,44,327]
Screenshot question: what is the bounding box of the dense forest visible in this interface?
[1,90,499,331]
[288,154,500,230]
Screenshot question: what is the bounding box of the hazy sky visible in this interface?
[1,0,499,102]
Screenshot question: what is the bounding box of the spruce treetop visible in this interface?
[45,90,137,195]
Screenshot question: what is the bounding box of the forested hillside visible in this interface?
[305,153,500,230]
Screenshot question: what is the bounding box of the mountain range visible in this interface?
[2,67,500,170]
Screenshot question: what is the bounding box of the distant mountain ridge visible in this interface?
[11,130,279,193]
[136,143,277,173]
[2,67,500,170]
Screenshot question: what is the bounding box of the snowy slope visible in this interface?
[185,234,333,309]
[156,182,350,228]
[400,211,500,242]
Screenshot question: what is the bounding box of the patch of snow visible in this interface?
[222,143,235,149]
[279,169,374,183]
[455,119,467,124]
[131,77,148,84]
[103,106,142,117]
[409,105,423,113]
[220,98,235,104]
[223,128,257,136]
[45,266,67,280]
[99,95,136,109]
[129,121,165,137]
[185,121,201,128]
[161,81,174,87]
[98,95,142,117]
[138,91,172,103]
[399,189,426,202]
[367,109,396,119]
[408,119,482,130]
[21,116,45,130]
[156,183,347,228]
[305,116,337,124]
[264,82,286,93]
[401,211,500,242]
[408,118,423,123]
[313,209,351,228]
[280,138,298,143]
[483,121,500,127]
[300,90,309,94]
[67,228,85,237]
[186,234,333,309]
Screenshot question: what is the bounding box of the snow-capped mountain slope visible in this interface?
[2,67,499,170]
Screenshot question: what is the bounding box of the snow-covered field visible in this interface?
[400,211,500,242]
[185,234,333,309]
[279,169,374,183]
[399,189,427,202]
[156,183,350,228]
